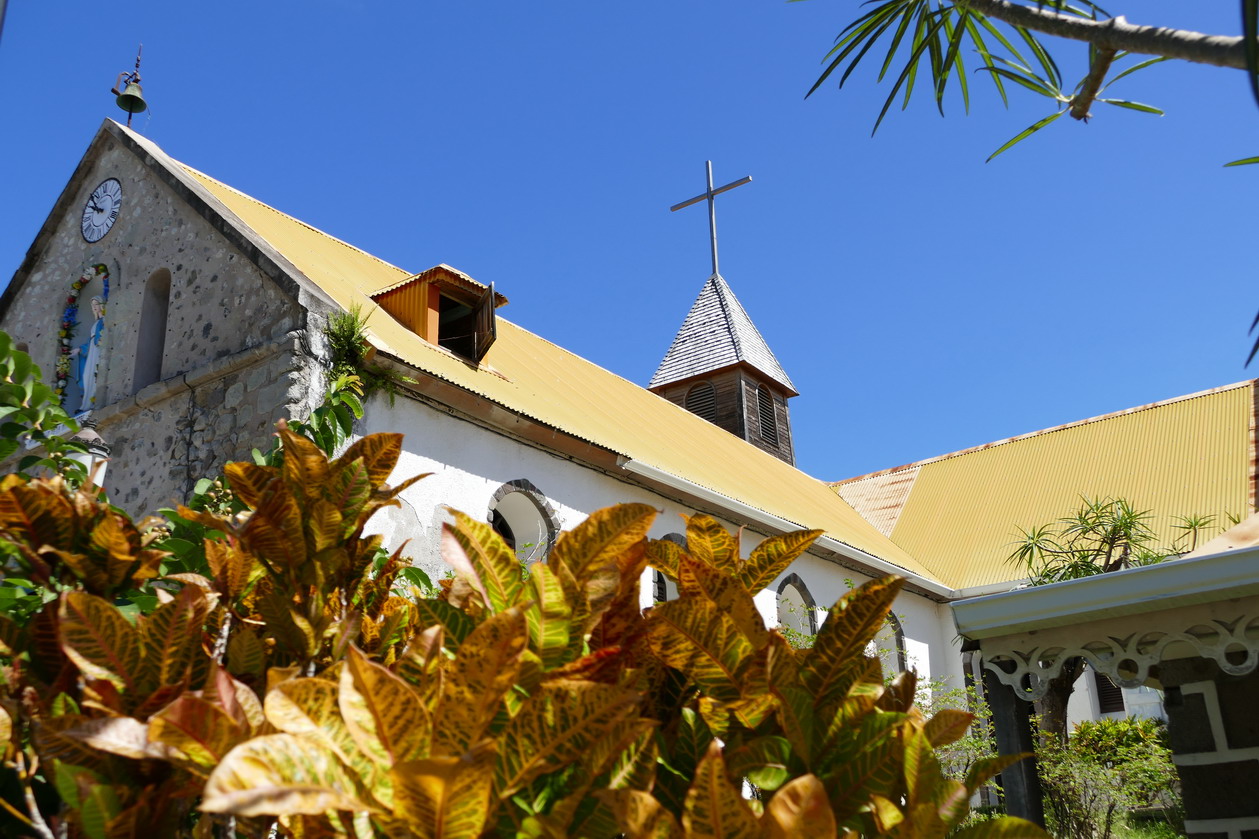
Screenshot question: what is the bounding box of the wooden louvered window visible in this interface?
[757,385,779,446]
[471,282,497,362]
[685,382,717,422]
[1094,670,1125,714]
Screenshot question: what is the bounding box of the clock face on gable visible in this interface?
[81,178,123,243]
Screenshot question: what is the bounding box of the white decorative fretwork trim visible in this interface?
[977,596,1259,701]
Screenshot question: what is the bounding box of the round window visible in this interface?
[489,482,558,564]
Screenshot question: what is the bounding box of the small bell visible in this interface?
[115,81,147,116]
[110,45,147,127]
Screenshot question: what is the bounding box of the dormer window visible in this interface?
[371,264,507,363]
[437,284,497,360]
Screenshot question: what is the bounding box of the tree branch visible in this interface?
[1070,47,1116,120]
[958,0,1248,70]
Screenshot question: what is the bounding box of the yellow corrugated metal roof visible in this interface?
[174,159,936,581]
[868,383,1255,589]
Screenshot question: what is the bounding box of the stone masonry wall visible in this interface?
[92,333,315,515]
[1,126,321,517]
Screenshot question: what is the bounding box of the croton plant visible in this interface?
[0,419,1046,838]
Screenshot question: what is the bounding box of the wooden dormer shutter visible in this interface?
[471,282,497,362]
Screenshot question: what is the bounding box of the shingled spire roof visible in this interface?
[649,273,796,395]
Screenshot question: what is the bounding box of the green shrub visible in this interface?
[1039,717,1180,839]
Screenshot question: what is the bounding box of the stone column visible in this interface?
[1157,657,1259,839]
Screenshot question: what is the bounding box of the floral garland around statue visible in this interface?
[54,263,110,409]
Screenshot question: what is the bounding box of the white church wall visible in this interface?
[765,550,965,690]
[357,390,960,686]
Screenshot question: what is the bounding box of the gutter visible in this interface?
[951,543,1259,641]
[618,457,956,599]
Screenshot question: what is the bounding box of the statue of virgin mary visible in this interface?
[72,296,105,412]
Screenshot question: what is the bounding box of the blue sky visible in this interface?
[2,2,1256,482]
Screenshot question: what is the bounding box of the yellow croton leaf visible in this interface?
[140,583,212,690]
[738,529,823,595]
[923,708,975,749]
[201,732,377,817]
[646,597,753,704]
[148,693,247,775]
[602,789,681,838]
[264,675,385,795]
[683,514,739,576]
[337,433,404,488]
[305,499,344,555]
[681,742,759,839]
[59,591,142,694]
[677,556,767,650]
[448,510,524,614]
[340,645,430,766]
[802,576,904,707]
[495,680,640,797]
[435,606,527,755]
[644,538,683,582]
[391,739,497,839]
[277,422,332,499]
[761,774,838,839]
[521,563,572,671]
[549,503,656,584]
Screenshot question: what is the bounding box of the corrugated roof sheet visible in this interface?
[836,466,921,538]
[649,274,795,394]
[838,383,1255,589]
[146,137,935,581]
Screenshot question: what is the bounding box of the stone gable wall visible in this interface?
[1,131,325,515]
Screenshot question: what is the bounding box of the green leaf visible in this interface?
[987,110,1065,162]
[725,735,792,791]
[1244,0,1259,107]
[951,816,1051,838]
[1098,99,1163,115]
[1225,155,1259,167]
[1101,55,1170,88]
[79,782,122,839]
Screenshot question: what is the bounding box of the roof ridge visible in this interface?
[832,379,1258,486]
[178,163,412,280]
[711,274,744,359]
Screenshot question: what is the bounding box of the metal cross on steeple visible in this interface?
[670,161,751,278]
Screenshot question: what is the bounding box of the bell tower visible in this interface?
[652,161,797,464]
[649,274,797,464]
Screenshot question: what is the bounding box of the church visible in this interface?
[3,119,1256,717]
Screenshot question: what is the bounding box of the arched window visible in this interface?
[776,573,817,640]
[132,269,170,392]
[488,479,561,564]
[757,385,779,446]
[653,532,686,603]
[685,382,717,422]
[886,612,909,673]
